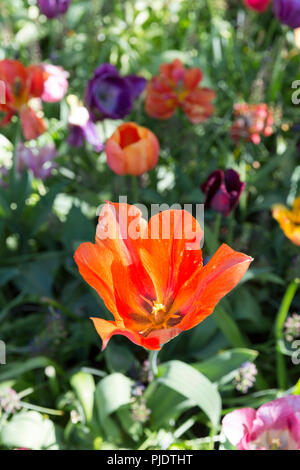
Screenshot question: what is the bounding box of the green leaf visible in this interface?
[95,373,132,422]
[193,348,258,384]
[146,382,194,429]
[62,205,94,249]
[213,306,249,348]
[70,371,95,423]
[0,267,19,287]
[104,342,138,374]
[0,357,61,381]
[0,411,58,450]
[94,373,132,444]
[157,360,221,428]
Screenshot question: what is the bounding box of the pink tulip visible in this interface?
[222,395,300,450]
[41,64,69,103]
[243,0,271,12]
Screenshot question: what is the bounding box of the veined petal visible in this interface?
[140,209,203,303]
[178,244,253,330]
[73,241,118,320]
[95,201,147,265]
[91,317,161,351]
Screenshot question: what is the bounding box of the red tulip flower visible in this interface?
[74,202,252,351]
[105,122,160,175]
[145,59,215,123]
[0,59,46,140]
[243,0,271,12]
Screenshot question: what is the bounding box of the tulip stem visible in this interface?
[275,278,300,390]
[12,119,21,180]
[212,212,222,252]
[149,350,159,377]
[226,212,234,246]
[132,175,139,203]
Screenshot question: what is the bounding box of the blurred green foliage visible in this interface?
[0,0,299,450]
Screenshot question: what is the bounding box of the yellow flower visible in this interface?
[272,197,300,246]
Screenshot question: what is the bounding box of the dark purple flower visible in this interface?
[201,169,245,216]
[85,64,146,121]
[273,0,300,29]
[68,104,104,152]
[37,0,71,19]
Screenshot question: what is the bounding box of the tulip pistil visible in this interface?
[152,302,167,324]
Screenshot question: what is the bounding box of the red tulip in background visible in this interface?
[74,202,252,351]
[243,0,271,12]
[0,59,46,140]
[0,59,68,141]
[105,122,160,175]
[145,59,215,123]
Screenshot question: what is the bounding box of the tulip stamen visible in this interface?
[152,302,167,324]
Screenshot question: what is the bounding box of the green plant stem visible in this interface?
[149,350,159,377]
[20,401,64,416]
[212,212,222,252]
[275,278,300,390]
[226,212,235,246]
[12,120,21,180]
[131,175,139,203]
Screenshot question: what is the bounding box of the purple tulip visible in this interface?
[17,143,57,180]
[37,0,71,19]
[85,64,146,121]
[273,0,300,29]
[68,105,104,152]
[201,169,245,216]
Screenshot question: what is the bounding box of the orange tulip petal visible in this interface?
[184,68,203,90]
[182,88,215,123]
[140,209,203,302]
[178,244,253,330]
[19,106,46,140]
[91,317,161,350]
[95,201,147,265]
[27,65,45,98]
[73,241,119,320]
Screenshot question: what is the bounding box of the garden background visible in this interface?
[0,0,299,450]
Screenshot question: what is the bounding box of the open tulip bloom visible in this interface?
[273,0,300,29]
[145,58,215,123]
[85,64,146,121]
[0,59,68,140]
[272,197,300,246]
[0,60,46,141]
[74,202,252,351]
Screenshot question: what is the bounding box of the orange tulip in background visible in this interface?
[272,197,300,246]
[74,202,253,351]
[145,58,215,123]
[105,122,160,175]
[0,59,46,140]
